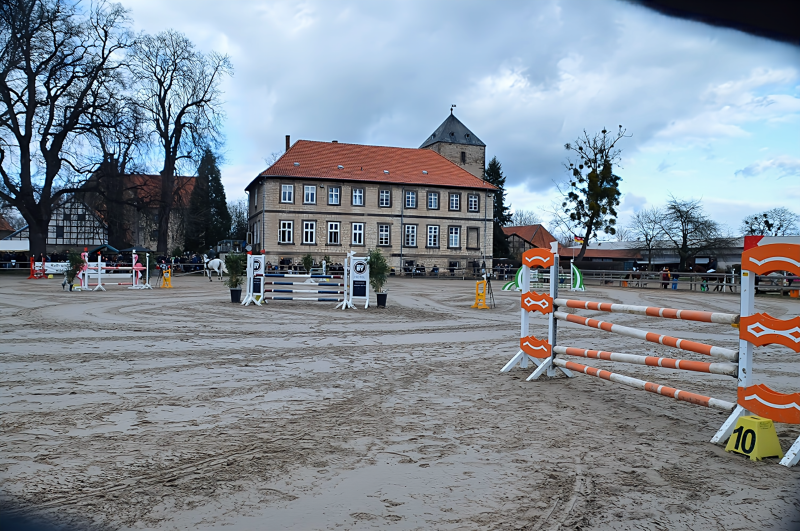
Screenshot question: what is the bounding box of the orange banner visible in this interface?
[521,291,553,314]
[738,384,800,424]
[520,336,551,359]
[739,313,800,353]
[522,248,554,269]
[741,243,800,276]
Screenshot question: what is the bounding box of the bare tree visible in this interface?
[510,209,542,227]
[628,207,665,270]
[657,197,733,271]
[0,0,130,255]
[560,125,629,261]
[741,207,799,236]
[129,30,232,253]
[228,198,248,241]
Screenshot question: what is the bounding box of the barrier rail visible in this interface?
[501,238,800,467]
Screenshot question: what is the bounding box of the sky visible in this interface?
[120,0,800,235]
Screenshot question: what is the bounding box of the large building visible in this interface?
[3,195,107,253]
[246,114,496,272]
[80,174,196,252]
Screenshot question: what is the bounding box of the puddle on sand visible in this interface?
[67,410,139,436]
[144,453,507,530]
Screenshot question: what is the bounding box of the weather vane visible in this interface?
[451,104,456,114]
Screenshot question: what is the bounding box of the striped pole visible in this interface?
[264,289,344,294]
[553,345,738,376]
[552,358,736,411]
[265,281,344,287]
[264,296,343,302]
[263,273,343,279]
[553,298,739,325]
[554,311,738,361]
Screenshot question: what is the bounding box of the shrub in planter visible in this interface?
[368,248,389,307]
[224,253,246,302]
[302,253,314,273]
[63,250,85,291]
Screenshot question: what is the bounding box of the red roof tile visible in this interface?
[125,175,196,206]
[0,214,14,232]
[253,140,496,190]
[558,246,642,259]
[503,225,556,249]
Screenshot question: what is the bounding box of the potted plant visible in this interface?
[224,253,246,303]
[368,248,390,307]
[62,250,85,291]
[302,253,314,274]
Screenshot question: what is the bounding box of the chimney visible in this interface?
[285,135,290,152]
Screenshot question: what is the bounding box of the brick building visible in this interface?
[246,115,496,272]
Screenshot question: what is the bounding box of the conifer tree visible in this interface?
[186,149,231,251]
[484,156,511,257]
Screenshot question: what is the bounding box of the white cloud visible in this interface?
[735,155,800,178]
[117,0,800,212]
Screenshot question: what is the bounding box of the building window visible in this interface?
[428,192,439,210]
[427,225,439,248]
[328,186,341,205]
[254,190,258,207]
[405,190,417,209]
[449,226,460,248]
[404,225,417,247]
[352,188,364,206]
[460,151,466,164]
[304,185,316,204]
[327,222,340,244]
[467,227,480,249]
[352,223,364,245]
[449,193,460,211]
[378,224,390,246]
[303,221,316,244]
[279,220,293,243]
[281,184,294,203]
[468,194,479,212]
[55,226,64,239]
[379,189,391,207]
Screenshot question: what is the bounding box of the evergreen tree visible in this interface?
[186,149,231,252]
[484,156,511,257]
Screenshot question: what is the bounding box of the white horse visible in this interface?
[203,254,224,281]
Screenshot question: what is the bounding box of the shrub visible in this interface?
[224,253,246,288]
[368,248,389,293]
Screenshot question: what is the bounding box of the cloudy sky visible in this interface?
[121,0,800,234]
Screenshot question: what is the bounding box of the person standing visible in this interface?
[661,267,670,289]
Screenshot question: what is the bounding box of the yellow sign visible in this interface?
[725,416,784,462]
[161,268,173,289]
[472,280,490,309]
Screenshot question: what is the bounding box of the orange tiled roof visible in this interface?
[253,140,496,191]
[503,224,556,249]
[0,214,13,232]
[125,174,196,206]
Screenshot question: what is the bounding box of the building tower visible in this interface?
[419,110,486,179]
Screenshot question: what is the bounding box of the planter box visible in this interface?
[376,292,387,308]
[230,288,242,303]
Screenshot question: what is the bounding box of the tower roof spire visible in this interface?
[420,112,484,149]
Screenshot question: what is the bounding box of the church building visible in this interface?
[245,112,495,273]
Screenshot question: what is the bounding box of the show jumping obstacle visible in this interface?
[241,253,347,306]
[77,252,152,291]
[502,238,800,467]
[28,255,47,279]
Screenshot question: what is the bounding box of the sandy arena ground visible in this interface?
[1,273,799,530]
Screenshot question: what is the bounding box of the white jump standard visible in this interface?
[501,238,800,467]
